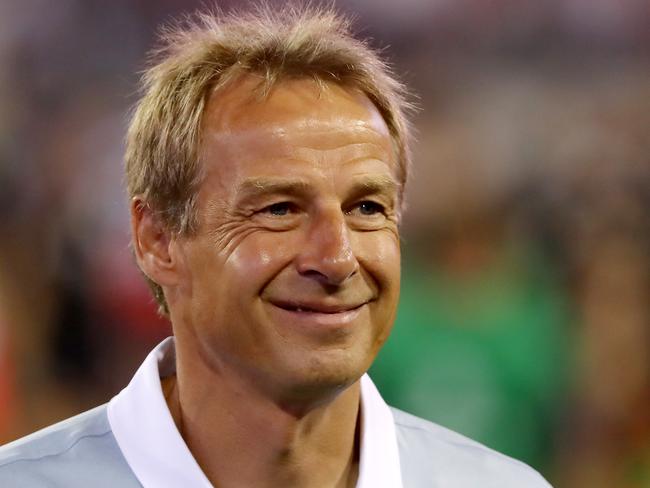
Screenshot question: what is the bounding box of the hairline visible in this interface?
[186,73,407,234]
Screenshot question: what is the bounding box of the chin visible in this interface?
[274,349,370,403]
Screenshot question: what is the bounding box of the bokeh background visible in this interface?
[0,1,648,486]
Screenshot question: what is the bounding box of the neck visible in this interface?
[163,341,362,488]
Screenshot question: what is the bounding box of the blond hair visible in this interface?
[125,3,414,314]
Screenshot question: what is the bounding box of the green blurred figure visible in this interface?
[371,218,574,474]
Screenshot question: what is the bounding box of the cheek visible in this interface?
[223,232,298,291]
[354,231,401,285]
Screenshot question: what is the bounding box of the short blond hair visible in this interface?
[125,3,414,314]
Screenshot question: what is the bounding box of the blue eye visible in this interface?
[357,201,384,216]
[265,202,293,216]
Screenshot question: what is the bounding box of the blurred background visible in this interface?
[0,0,648,486]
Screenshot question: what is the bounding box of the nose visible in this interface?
[295,208,359,286]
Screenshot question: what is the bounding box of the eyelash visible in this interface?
[351,200,386,216]
[258,200,387,218]
[262,202,298,216]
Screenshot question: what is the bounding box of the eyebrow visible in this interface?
[349,174,400,198]
[235,178,313,202]
[235,174,401,204]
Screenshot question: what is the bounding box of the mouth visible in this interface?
[270,300,367,314]
[266,299,370,327]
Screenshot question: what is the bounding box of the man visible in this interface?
[0,5,551,487]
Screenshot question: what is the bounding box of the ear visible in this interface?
[130,197,182,287]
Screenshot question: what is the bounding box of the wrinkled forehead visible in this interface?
[200,74,394,157]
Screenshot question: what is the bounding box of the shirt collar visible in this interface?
[107,337,402,488]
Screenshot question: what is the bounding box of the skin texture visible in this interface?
[131,76,401,488]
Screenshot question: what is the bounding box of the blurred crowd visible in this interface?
[0,1,648,486]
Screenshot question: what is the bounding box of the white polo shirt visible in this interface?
[107,337,403,488]
[0,337,552,487]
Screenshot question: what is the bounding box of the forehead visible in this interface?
[203,74,390,137]
[200,75,397,198]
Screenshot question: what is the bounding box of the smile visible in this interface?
[272,301,366,314]
[267,300,368,327]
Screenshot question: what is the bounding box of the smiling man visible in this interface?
[170,77,401,407]
[0,5,551,488]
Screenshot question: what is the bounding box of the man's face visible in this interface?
[172,77,401,400]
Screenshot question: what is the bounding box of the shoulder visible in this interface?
[391,408,553,487]
[0,405,140,487]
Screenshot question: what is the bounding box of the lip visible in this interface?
[267,300,368,327]
[270,300,367,314]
